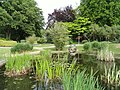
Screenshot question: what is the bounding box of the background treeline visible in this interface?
[47,0,120,43]
[0,0,120,43]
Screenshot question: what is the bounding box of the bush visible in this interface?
[0,40,17,47]
[26,34,37,44]
[99,42,108,50]
[11,43,33,53]
[83,42,91,52]
[37,37,47,44]
[91,41,100,50]
[48,22,70,50]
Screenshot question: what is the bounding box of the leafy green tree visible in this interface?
[48,22,70,51]
[0,6,13,38]
[64,17,91,40]
[86,24,120,41]
[0,0,44,40]
[77,0,120,26]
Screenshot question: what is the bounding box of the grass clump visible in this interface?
[5,54,33,77]
[63,70,104,90]
[34,50,76,81]
[101,64,120,86]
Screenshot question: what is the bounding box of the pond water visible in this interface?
[0,54,120,90]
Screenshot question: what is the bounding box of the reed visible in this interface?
[62,70,104,90]
[101,64,120,86]
[5,54,32,77]
[34,50,77,81]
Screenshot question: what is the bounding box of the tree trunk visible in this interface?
[6,29,11,40]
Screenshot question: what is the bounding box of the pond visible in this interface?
[0,54,120,90]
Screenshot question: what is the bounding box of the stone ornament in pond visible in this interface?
[68,44,77,56]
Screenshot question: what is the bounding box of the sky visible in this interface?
[35,0,80,22]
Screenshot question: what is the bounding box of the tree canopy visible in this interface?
[77,0,120,26]
[0,0,44,41]
[46,6,75,29]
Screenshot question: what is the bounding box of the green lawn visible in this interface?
[0,48,10,60]
[34,44,54,47]
[109,43,120,55]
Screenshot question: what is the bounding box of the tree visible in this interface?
[86,24,120,41]
[0,0,44,40]
[64,17,91,41]
[46,6,75,29]
[77,0,120,26]
[0,7,13,38]
[48,22,69,51]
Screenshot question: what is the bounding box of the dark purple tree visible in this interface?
[46,6,75,29]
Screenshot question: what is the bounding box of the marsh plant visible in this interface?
[97,49,115,61]
[97,42,115,61]
[101,64,120,86]
[63,70,104,90]
[5,54,33,77]
[34,50,77,81]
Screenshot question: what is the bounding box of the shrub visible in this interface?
[91,41,100,50]
[11,43,33,53]
[37,37,47,44]
[99,42,108,50]
[83,42,91,52]
[48,22,70,50]
[26,34,37,44]
[0,40,17,47]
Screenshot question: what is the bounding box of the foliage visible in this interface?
[86,24,120,42]
[48,22,70,50]
[0,0,44,40]
[46,6,75,28]
[5,54,33,77]
[77,0,120,26]
[11,43,33,53]
[0,40,17,47]
[63,70,103,90]
[37,29,47,44]
[64,17,91,40]
[34,50,76,81]
[101,64,120,86]
[37,38,47,44]
[83,41,109,52]
[83,42,91,52]
[99,42,108,50]
[91,41,100,50]
[26,34,37,44]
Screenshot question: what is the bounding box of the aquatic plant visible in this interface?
[101,64,120,86]
[34,50,77,82]
[62,70,104,90]
[5,54,33,77]
[97,49,115,61]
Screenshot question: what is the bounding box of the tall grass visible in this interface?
[62,70,104,90]
[101,64,120,86]
[34,50,77,81]
[5,54,33,77]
